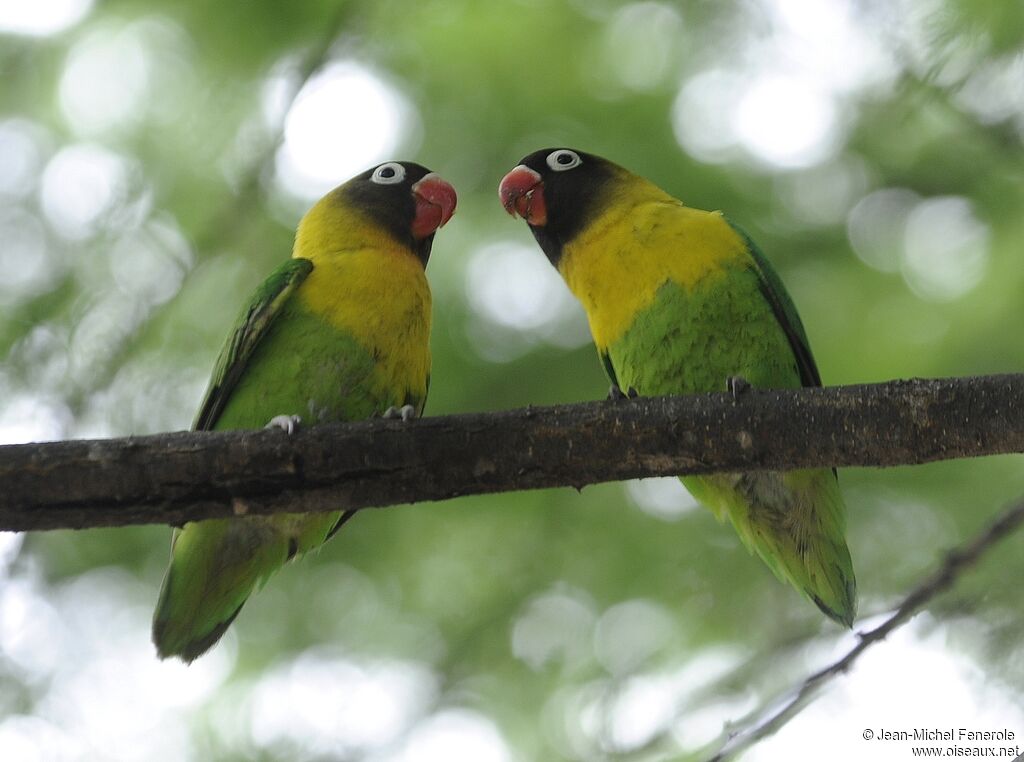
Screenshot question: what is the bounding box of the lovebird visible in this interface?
[153,161,457,662]
[499,148,855,625]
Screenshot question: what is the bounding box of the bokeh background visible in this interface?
[2,1,1024,760]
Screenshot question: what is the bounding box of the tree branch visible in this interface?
[2,373,1022,532]
[703,492,1024,761]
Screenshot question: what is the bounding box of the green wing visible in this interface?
[727,221,822,389]
[727,220,840,483]
[193,257,314,431]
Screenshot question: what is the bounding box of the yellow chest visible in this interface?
[558,202,747,350]
[297,246,432,393]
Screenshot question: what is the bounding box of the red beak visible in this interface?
[498,165,547,226]
[411,173,457,239]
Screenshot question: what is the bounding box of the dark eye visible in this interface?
[371,162,406,185]
[546,149,582,172]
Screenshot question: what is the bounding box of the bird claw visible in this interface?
[265,414,302,435]
[727,376,751,400]
[382,404,417,422]
[608,384,639,401]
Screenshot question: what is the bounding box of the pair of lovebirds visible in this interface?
[153,148,856,663]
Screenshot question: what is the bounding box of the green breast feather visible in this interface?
[607,260,803,396]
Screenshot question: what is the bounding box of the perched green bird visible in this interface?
[153,161,457,662]
[499,148,855,625]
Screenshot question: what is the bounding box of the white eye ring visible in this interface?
[371,162,406,185]
[546,149,582,172]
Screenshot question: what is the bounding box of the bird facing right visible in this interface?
[153,161,457,662]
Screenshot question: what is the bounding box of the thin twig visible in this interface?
[703,496,1024,761]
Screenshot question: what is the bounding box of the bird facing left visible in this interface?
[499,148,855,627]
[152,162,457,663]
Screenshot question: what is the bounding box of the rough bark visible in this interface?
[1,374,1022,532]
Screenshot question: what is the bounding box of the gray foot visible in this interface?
[608,385,639,401]
[727,376,751,399]
[382,404,417,422]
[265,414,302,434]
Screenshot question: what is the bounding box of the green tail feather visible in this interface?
[152,518,290,662]
[683,468,857,626]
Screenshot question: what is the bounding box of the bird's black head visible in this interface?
[499,148,621,266]
[339,161,457,265]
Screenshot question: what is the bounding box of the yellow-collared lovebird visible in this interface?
[153,162,457,662]
[499,148,855,626]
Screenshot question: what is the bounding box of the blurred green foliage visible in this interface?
[2,0,1024,759]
